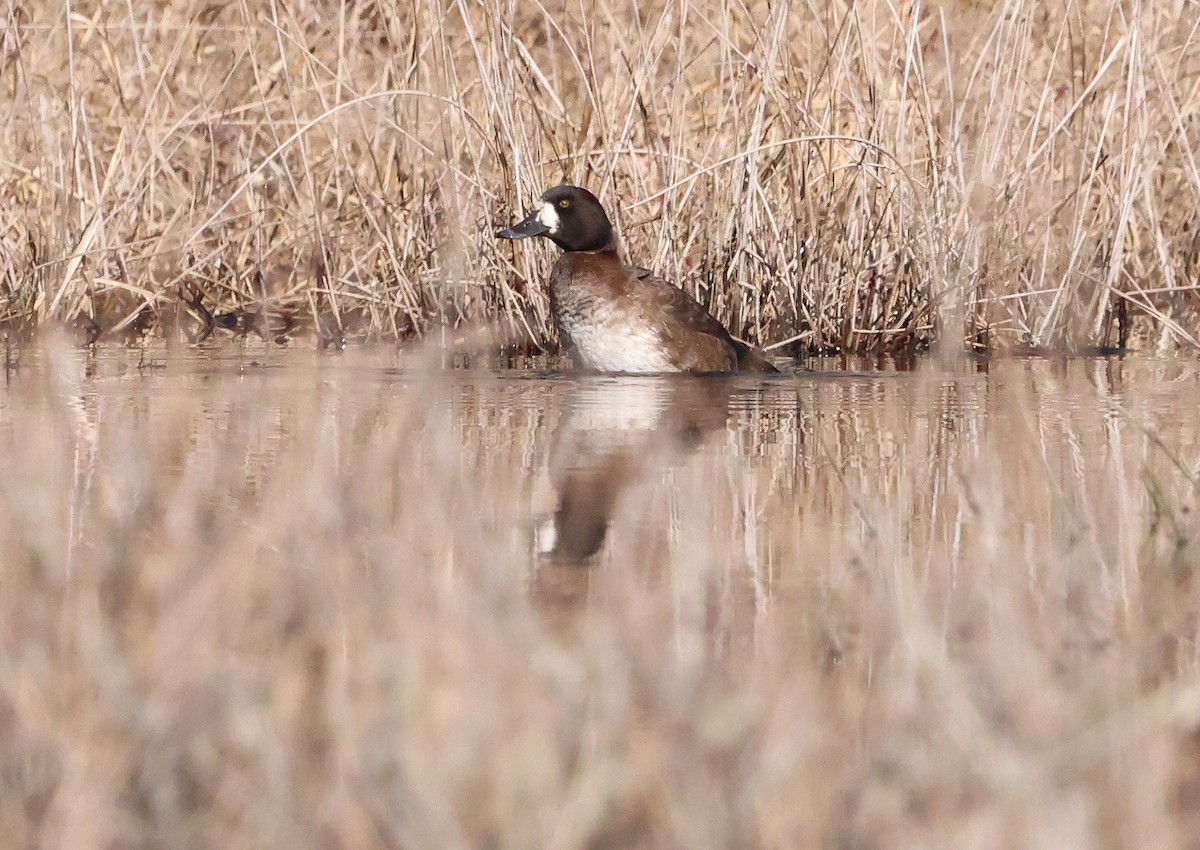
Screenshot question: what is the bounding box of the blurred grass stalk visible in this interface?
[2,1,1198,353]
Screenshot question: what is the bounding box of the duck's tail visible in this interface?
[732,339,780,373]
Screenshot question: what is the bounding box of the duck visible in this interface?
[496,185,778,373]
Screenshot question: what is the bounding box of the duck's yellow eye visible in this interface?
[558,199,570,208]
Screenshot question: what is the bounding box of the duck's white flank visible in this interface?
[563,302,678,373]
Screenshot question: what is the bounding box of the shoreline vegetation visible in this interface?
[2,2,1198,354]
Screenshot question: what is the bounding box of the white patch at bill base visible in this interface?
[538,202,561,234]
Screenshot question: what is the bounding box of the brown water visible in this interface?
[2,343,1199,848]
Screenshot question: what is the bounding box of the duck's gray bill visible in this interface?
[496,210,549,240]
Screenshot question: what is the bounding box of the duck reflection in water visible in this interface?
[536,376,735,569]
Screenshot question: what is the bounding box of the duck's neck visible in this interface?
[565,235,620,258]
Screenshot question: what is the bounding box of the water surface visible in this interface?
[1,344,1199,847]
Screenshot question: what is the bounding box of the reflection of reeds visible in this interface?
[2,4,1199,352]
[2,339,1200,844]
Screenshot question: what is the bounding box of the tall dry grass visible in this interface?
[1,340,1200,846]
[2,1,1198,353]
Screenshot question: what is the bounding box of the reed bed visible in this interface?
[2,1,1198,353]
[0,340,1198,847]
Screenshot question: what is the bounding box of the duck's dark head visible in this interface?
[496,185,615,252]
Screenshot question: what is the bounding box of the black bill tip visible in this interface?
[495,211,549,240]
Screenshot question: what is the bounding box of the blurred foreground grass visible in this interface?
[0,340,1199,846]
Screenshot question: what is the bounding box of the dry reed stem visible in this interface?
[1,1,1199,353]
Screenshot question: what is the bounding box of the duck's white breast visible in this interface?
[562,304,678,373]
